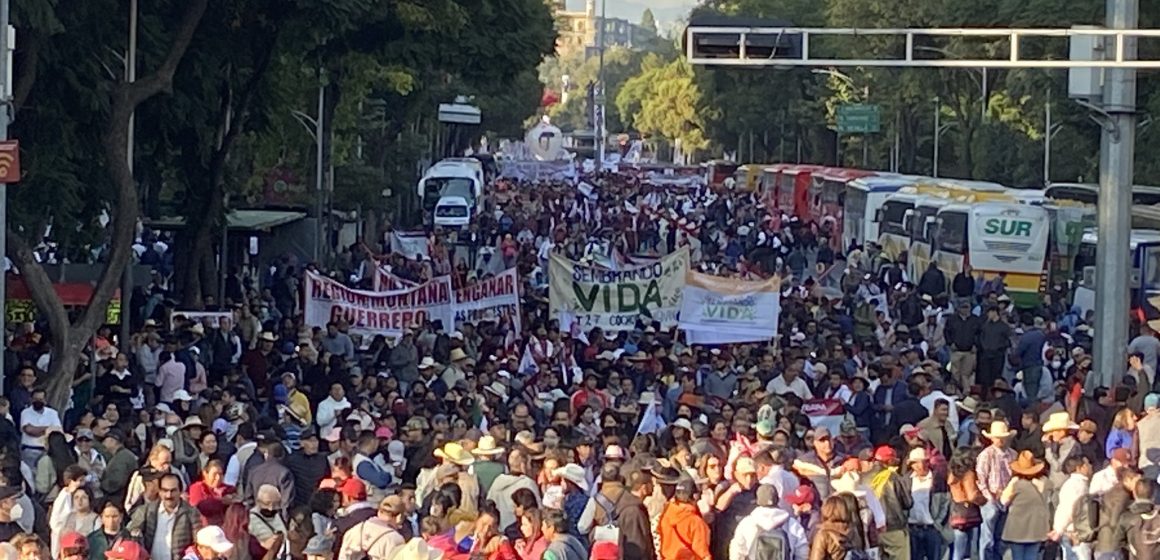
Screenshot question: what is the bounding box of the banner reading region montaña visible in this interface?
[549,248,689,332]
[680,271,780,345]
[453,268,522,335]
[304,272,453,338]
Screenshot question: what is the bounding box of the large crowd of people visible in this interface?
[0,170,1158,560]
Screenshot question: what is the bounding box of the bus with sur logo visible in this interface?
[932,202,1051,306]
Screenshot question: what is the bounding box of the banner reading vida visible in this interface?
[304,272,454,338]
[679,272,780,345]
[549,248,689,332]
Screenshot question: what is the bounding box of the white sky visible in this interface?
[563,0,697,25]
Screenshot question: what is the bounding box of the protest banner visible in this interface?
[304,272,453,338]
[679,272,780,345]
[549,248,689,332]
[453,267,522,335]
[389,231,429,260]
[373,266,420,292]
[801,399,847,437]
[170,311,233,330]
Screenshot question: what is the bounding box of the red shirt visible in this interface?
[188,481,235,507]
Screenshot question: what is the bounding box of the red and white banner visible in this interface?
[304,272,454,338]
[801,398,847,437]
[373,267,522,336]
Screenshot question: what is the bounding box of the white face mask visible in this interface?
[9,503,23,520]
[1052,360,1062,368]
[165,426,178,436]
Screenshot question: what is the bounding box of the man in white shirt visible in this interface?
[315,383,351,434]
[1051,455,1093,560]
[908,448,940,560]
[1090,448,1132,496]
[757,447,800,511]
[765,366,813,401]
[19,389,61,466]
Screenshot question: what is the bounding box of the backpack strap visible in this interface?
[594,490,621,525]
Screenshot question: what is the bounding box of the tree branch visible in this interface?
[74,0,209,333]
[12,30,42,115]
[5,228,69,340]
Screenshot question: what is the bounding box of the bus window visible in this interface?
[880,201,910,235]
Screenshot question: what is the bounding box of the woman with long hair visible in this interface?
[35,431,78,500]
[1106,408,1137,461]
[808,495,854,560]
[513,507,548,560]
[57,487,99,542]
[948,448,986,560]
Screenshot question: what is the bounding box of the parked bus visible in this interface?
[1045,182,1160,206]
[810,168,878,250]
[933,202,1051,306]
[1076,228,1160,323]
[843,175,918,251]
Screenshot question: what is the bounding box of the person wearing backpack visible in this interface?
[728,484,809,560]
[1051,455,1094,560]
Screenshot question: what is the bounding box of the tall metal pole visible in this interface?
[933,97,940,177]
[595,0,606,171]
[1093,0,1138,390]
[1044,88,1052,185]
[0,0,10,394]
[981,68,988,120]
[218,194,228,303]
[120,0,136,341]
[313,75,324,264]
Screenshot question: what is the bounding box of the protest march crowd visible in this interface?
[1,162,1159,560]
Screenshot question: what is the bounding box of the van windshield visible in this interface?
[436,205,469,218]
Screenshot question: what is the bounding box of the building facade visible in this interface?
[550,0,652,56]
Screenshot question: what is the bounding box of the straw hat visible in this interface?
[1042,411,1079,433]
[1010,450,1046,477]
[450,348,469,362]
[553,463,590,492]
[472,436,505,456]
[259,332,278,343]
[434,442,475,466]
[956,396,981,414]
[386,538,443,560]
[982,420,1015,439]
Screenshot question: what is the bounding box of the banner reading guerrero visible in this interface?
[304,272,453,338]
[549,248,689,332]
[680,272,780,345]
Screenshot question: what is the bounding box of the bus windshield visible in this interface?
[914,206,941,242]
[880,201,911,236]
[935,212,968,254]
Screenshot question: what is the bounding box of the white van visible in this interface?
[418,160,484,226]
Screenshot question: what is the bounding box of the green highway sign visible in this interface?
[837,104,881,134]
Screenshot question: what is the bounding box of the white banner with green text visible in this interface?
[549,248,689,332]
[679,272,780,345]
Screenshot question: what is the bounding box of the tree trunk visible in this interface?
[8,0,209,410]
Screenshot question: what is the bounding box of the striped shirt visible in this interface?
[976,445,1016,502]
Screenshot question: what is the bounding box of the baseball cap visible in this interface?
[195,526,235,554]
[873,445,897,463]
[1146,393,1160,410]
[379,495,405,515]
[299,427,319,441]
[604,445,626,460]
[60,532,88,551]
[755,420,775,437]
[1079,419,1098,434]
[1111,447,1132,463]
[734,457,757,476]
[339,478,367,501]
[105,540,149,560]
[785,485,816,506]
[813,426,832,440]
[899,423,921,438]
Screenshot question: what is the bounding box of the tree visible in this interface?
[618,56,708,160]
[8,0,209,409]
[640,8,658,35]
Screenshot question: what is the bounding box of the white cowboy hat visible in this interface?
[259,332,278,343]
[483,382,508,400]
[471,435,505,456]
[434,442,475,466]
[553,463,590,492]
[449,348,469,362]
[907,447,928,464]
[172,390,194,402]
[419,357,436,369]
[1042,411,1080,433]
[982,420,1015,439]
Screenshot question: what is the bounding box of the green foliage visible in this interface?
[618,57,709,155]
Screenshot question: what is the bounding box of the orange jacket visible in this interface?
[657,501,711,560]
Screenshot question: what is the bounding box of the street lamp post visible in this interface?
[291,80,325,264]
[932,97,954,177]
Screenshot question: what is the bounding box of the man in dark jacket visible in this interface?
[951,265,975,302]
[1015,411,1046,459]
[285,428,329,507]
[613,469,656,560]
[978,307,1012,389]
[245,441,295,510]
[1094,467,1139,556]
[1013,316,1049,399]
[944,301,982,390]
[918,262,946,298]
